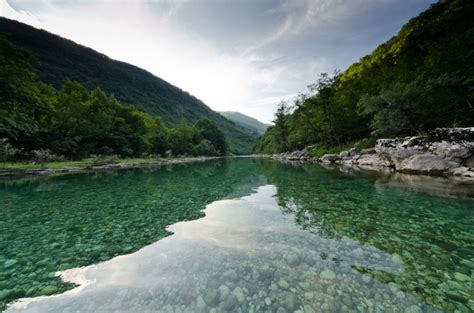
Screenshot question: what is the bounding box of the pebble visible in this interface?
[41,285,58,295]
[404,305,422,313]
[218,285,230,299]
[202,289,218,306]
[454,272,470,282]
[283,292,297,310]
[278,278,290,289]
[362,274,371,284]
[265,297,272,306]
[221,294,237,310]
[232,287,245,303]
[221,269,238,283]
[285,254,301,267]
[320,269,336,280]
[196,296,206,309]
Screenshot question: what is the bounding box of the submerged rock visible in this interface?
[284,253,301,267]
[221,269,238,283]
[203,289,219,306]
[220,294,238,310]
[218,285,230,299]
[41,285,58,295]
[232,287,245,303]
[320,269,336,280]
[278,278,290,289]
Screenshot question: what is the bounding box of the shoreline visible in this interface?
[0,156,223,178]
[267,128,474,180]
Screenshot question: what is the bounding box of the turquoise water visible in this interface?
[0,158,473,312]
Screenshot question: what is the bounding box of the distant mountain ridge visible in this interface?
[219,111,270,136]
[0,17,255,154]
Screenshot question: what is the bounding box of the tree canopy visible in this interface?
[0,36,228,160]
[255,0,474,154]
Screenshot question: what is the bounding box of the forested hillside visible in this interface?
[0,17,255,154]
[219,111,270,136]
[0,35,231,159]
[255,0,474,154]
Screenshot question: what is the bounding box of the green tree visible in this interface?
[194,118,228,155]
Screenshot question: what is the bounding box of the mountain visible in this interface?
[219,111,270,136]
[255,0,474,154]
[0,17,255,154]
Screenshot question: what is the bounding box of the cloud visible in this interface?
[2,0,286,122]
[1,0,434,123]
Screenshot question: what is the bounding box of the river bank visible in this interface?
[0,156,222,177]
[271,128,474,179]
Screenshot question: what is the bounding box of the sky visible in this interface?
[1,0,435,123]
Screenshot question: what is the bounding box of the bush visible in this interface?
[90,154,119,166]
[0,138,21,161]
[30,149,64,163]
[305,144,352,158]
[194,139,219,156]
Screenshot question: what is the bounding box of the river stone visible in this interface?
[259,264,274,280]
[265,297,272,306]
[41,285,58,295]
[299,281,310,291]
[320,154,340,164]
[429,141,472,159]
[454,272,470,282]
[404,305,422,313]
[0,289,12,300]
[221,294,237,310]
[203,289,219,306]
[278,278,290,289]
[357,154,391,167]
[450,166,474,177]
[320,269,336,280]
[218,285,230,299]
[196,296,206,309]
[221,269,238,283]
[342,296,353,307]
[4,259,18,268]
[232,287,245,303]
[464,155,474,167]
[283,292,297,311]
[284,253,300,266]
[399,153,457,173]
[362,274,371,284]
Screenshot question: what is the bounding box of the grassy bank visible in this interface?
[0,156,220,176]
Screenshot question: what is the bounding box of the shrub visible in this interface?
[0,138,21,161]
[30,149,64,163]
[90,154,119,166]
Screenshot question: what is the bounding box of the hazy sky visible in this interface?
[1,0,434,123]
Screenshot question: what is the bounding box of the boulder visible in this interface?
[399,153,458,174]
[450,166,474,178]
[356,154,391,167]
[339,150,350,158]
[360,148,376,155]
[429,141,472,159]
[465,155,474,168]
[320,154,340,164]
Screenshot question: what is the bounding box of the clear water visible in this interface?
[0,158,473,312]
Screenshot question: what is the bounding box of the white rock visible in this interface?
[399,153,458,173]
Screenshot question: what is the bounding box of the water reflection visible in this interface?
[2,159,473,312]
[8,186,436,313]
